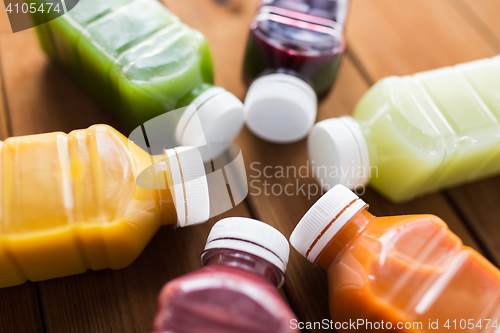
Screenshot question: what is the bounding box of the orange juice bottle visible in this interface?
[290,185,500,332]
[0,124,209,288]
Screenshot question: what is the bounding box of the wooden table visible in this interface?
[1,0,500,332]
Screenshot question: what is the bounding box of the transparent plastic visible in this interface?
[153,249,297,333]
[315,209,500,332]
[352,55,500,202]
[30,0,214,128]
[0,125,178,288]
[243,0,349,99]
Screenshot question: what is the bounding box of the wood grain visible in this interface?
[0,56,10,139]
[0,29,123,136]
[0,0,498,332]
[0,283,44,333]
[453,0,500,52]
[0,0,11,138]
[346,0,498,78]
[162,0,259,101]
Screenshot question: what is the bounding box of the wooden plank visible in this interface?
[346,0,498,79]
[452,0,500,52]
[0,54,11,140]
[0,29,123,136]
[447,182,500,265]
[0,0,12,139]
[0,282,45,333]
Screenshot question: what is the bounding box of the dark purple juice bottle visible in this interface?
[243,0,349,144]
[152,217,298,333]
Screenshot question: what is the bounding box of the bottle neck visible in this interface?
[157,188,178,227]
[155,146,210,228]
[176,83,214,109]
[202,248,285,288]
[153,159,178,226]
[340,116,377,187]
[315,209,373,270]
[260,69,313,90]
[129,148,178,227]
[261,1,349,27]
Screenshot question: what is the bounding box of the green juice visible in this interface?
[31,0,219,128]
[309,55,500,203]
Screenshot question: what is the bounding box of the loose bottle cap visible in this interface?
[308,116,370,190]
[203,217,290,273]
[290,185,367,263]
[176,87,244,162]
[165,146,210,227]
[244,73,317,144]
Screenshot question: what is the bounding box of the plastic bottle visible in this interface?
[30,0,244,158]
[243,0,349,143]
[0,125,209,288]
[290,185,500,332]
[153,217,298,333]
[309,55,500,203]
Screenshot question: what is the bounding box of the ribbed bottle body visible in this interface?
[0,125,171,288]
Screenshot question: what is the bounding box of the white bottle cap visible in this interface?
[203,217,290,274]
[176,87,244,162]
[164,146,210,227]
[244,73,317,144]
[308,116,370,190]
[290,185,367,263]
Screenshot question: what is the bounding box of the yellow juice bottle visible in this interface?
[309,55,500,202]
[0,125,209,288]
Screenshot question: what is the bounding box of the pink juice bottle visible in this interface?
[243,0,349,144]
[152,217,298,333]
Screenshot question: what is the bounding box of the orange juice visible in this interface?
[0,125,209,288]
[291,185,500,332]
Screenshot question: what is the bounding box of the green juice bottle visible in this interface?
[31,0,244,159]
[309,55,500,203]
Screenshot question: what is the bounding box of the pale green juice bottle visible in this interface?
[30,0,244,159]
[309,55,500,203]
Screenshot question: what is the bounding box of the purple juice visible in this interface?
[244,0,348,98]
[152,218,297,333]
[243,0,349,144]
